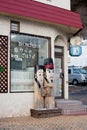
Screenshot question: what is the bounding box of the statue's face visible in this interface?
[46,68,54,83]
[36,69,44,86]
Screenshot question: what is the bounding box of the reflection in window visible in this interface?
[10,33,49,92]
[73,69,80,74]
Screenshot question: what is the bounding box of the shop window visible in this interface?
[10,21,20,32]
[10,33,51,92]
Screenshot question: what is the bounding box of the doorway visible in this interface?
[54,45,64,98]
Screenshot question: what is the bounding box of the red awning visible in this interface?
[0,0,82,29]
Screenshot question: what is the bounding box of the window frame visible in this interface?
[10,32,51,93]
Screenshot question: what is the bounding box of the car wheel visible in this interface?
[72,79,78,85]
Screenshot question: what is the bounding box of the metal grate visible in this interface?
[0,35,8,93]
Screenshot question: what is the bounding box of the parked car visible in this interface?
[68,66,87,85]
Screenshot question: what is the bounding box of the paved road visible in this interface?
[0,85,87,130]
[69,85,87,105]
[0,115,87,130]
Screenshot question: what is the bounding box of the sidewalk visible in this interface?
[0,115,87,130]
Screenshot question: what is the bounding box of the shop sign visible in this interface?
[69,45,82,56]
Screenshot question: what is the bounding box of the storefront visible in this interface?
[10,33,51,92]
[0,0,82,117]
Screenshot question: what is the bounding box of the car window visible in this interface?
[68,69,71,74]
[73,69,80,74]
[80,69,87,74]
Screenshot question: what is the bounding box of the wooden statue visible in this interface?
[34,58,55,109]
[34,65,44,109]
[44,58,55,108]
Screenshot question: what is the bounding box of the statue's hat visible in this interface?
[44,58,54,69]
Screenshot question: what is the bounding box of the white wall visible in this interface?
[0,93,34,117]
[33,0,70,10]
[54,36,68,99]
[0,15,68,117]
[0,16,10,36]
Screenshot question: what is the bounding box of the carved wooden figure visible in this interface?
[44,58,55,108]
[34,65,44,109]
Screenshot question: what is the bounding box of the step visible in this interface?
[55,99,87,115]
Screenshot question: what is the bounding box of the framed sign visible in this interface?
[69,45,82,56]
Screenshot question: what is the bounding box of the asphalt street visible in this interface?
[69,85,87,105]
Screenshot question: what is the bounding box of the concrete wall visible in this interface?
[33,0,70,10]
[54,36,68,99]
[0,15,68,117]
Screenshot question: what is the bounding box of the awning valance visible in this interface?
[0,0,82,29]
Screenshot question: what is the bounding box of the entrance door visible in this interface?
[54,46,64,98]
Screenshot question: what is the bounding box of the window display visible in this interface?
[10,33,50,92]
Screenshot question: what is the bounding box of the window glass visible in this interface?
[79,69,87,74]
[10,33,49,92]
[54,48,62,53]
[73,69,80,74]
[68,69,71,74]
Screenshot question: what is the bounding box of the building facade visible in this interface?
[0,0,82,117]
[33,0,71,10]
